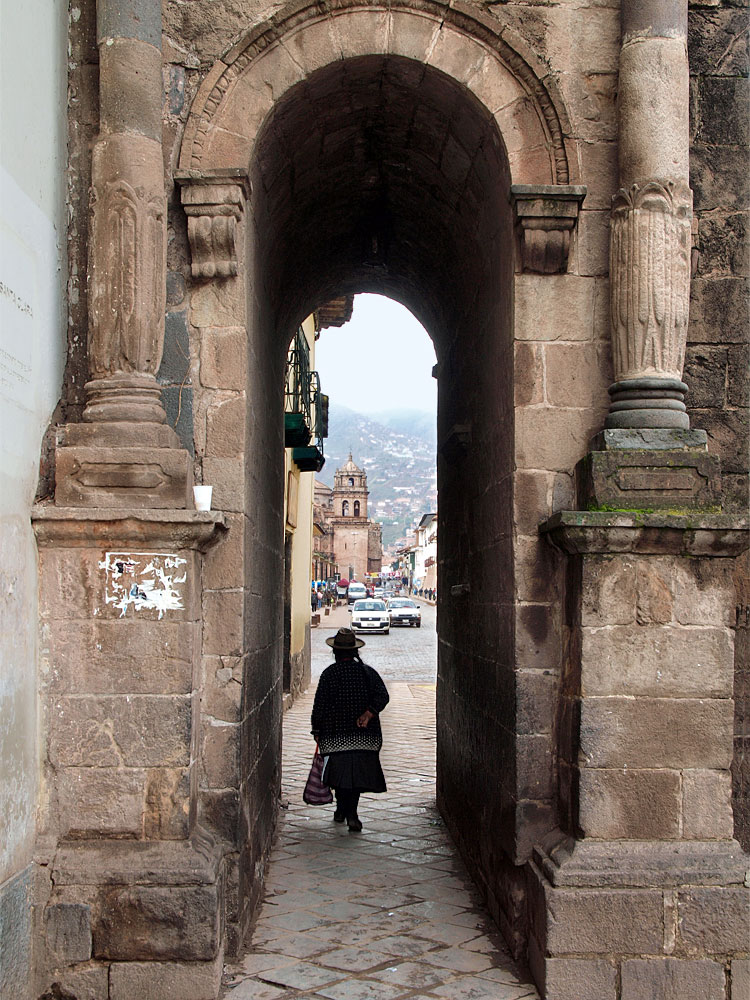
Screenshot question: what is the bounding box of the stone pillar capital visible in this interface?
[510,184,586,274]
[176,170,251,279]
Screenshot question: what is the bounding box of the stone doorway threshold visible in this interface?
[221,683,539,999]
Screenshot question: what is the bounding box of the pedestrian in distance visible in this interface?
[311,628,389,832]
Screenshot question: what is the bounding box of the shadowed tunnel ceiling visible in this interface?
[250,54,513,347]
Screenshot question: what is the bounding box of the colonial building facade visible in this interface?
[314,456,383,582]
[0,0,748,997]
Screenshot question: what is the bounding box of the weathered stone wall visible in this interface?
[685,0,750,851]
[38,545,199,844]
[57,0,750,984]
[30,511,228,996]
[564,552,736,842]
[65,0,98,424]
[529,514,748,1000]
[687,0,749,509]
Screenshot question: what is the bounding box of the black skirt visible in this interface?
[322,750,387,793]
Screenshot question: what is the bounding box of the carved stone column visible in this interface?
[86,0,168,425]
[606,0,692,429]
[56,0,191,508]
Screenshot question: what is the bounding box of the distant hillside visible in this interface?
[320,404,437,552]
[365,409,437,446]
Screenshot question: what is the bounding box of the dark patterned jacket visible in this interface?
[311,657,390,754]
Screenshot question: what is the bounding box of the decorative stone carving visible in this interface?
[84,140,169,427]
[58,5,191,510]
[89,177,166,379]
[606,180,692,429]
[610,180,692,382]
[510,184,586,274]
[176,172,251,280]
[576,429,721,512]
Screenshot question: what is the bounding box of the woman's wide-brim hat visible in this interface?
[326,627,365,650]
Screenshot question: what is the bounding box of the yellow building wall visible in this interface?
[283,313,318,698]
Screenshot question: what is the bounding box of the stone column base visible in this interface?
[55,421,193,509]
[576,429,720,512]
[527,835,750,1000]
[32,508,228,998]
[39,834,225,1000]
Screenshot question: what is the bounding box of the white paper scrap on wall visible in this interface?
[99,552,187,618]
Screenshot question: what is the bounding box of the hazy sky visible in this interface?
[315,294,437,414]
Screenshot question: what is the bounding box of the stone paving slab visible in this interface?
[221,683,539,999]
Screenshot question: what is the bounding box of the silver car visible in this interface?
[386,598,422,627]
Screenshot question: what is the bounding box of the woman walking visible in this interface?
[311,628,389,832]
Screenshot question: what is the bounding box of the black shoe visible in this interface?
[333,810,345,823]
[347,816,363,832]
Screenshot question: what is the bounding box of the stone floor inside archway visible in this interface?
[221,683,539,999]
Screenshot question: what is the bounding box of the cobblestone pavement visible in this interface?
[221,681,539,999]
[312,602,437,683]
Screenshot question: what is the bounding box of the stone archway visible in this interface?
[175,0,589,964]
[32,1,749,996]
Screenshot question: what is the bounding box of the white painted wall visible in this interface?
[0,0,67,953]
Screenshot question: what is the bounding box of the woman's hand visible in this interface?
[356,709,374,728]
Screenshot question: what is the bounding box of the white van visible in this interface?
[347,582,367,604]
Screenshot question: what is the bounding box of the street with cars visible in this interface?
[311,600,437,682]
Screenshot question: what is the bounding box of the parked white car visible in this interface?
[347,582,367,604]
[386,598,422,627]
[350,599,390,634]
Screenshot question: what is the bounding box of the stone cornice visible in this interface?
[31,507,227,551]
[539,510,749,557]
[175,169,251,279]
[511,184,586,274]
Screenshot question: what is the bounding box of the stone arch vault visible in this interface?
[179,0,575,183]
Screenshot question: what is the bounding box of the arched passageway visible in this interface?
[241,49,519,951]
[175,0,583,964]
[31,2,749,997]
[250,53,511,340]
[221,677,541,997]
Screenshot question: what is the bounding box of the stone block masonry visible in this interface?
[38,0,749,997]
[686,1,750,862]
[531,510,749,1000]
[31,508,227,995]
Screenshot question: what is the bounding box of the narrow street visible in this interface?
[221,607,539,999]
[311,601,438,683]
